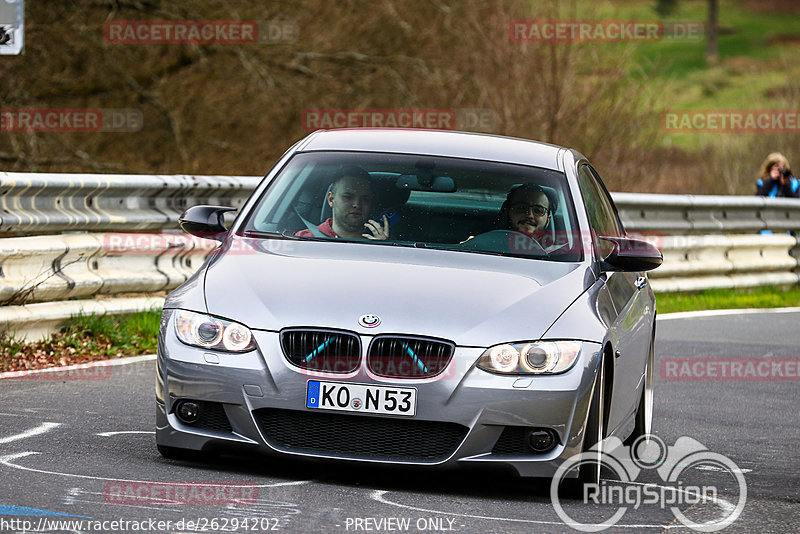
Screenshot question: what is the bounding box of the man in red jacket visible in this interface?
[295,166,389,240]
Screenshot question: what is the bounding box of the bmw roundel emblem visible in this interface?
[358,314,381,328]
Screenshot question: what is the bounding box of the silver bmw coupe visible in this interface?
[156,128,661,485]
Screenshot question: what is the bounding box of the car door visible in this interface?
[577,164,652,436]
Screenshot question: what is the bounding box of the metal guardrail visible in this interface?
[2,172,800,339]
[0,172,256,235]
[648,234,800,292]
[0,232,215,305]
[613,192,800,234]
[0,232,215,339]
[1,297,165,343]
[4,172,800,235]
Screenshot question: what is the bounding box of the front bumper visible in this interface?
[156,310,602,478]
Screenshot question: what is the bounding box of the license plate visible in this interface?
[306,380,417,416]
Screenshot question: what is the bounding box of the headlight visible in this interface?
[173,310,256,353]
[477,341,581,375]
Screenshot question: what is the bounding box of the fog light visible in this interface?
[176,400,200,424]
[527,429,557,452]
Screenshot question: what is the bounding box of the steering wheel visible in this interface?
[459,230,547,255]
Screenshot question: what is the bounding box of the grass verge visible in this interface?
[656,285,800,314]
[3,286,800,372]
[0,310,161,373]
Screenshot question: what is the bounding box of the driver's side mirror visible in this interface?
[599,236,662,272]
[179,205,237,241]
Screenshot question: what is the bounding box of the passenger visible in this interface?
[295,166,389,239]
[755,152,799,198]
[500,183,554,245]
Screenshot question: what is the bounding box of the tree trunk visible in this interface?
[706,0,719,64]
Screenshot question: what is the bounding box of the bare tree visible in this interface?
[706,0,719,64]
[656,0,719,64]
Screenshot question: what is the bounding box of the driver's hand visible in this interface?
[363,215,389,240]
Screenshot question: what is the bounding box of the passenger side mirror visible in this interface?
[179,205,237,241]
[599,236,662,272]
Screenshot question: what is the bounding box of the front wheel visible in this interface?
[625,333,654,447]
[558,353,607,498]
[579,353,606,485]
[157,444,208,461]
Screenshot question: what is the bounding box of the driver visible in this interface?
[295,166,389,240]
[500,183,554,245]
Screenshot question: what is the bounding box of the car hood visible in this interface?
[201,237,592,347]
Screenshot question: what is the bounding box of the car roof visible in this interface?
[297,128,570,171]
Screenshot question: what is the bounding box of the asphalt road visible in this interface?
[0,311,798,534]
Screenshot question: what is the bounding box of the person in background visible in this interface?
[756,152,800,198]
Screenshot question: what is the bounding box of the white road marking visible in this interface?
[695,465,752,474]
[0,354,156,379]
[63,486,302,516]
[62,487,205,513]
[0,422,61,444]
[371,489,667,528]
[96,431,154,437]
[0,451,308,488]
[659,307,800,321]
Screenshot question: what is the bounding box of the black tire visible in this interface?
[558,353,607,498]
[157,444,205,461]
[624,332,654,447]
[579,352,606,486]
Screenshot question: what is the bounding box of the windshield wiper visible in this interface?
[240,229,291,239]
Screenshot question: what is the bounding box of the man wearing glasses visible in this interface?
[501,183,553,244]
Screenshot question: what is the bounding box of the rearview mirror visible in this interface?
[599,236,662,272]
[179,205,237,241]
[395,174,456,192]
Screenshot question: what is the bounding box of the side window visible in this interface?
[577,165,622,238]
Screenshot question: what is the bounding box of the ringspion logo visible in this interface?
[551,435,746,532]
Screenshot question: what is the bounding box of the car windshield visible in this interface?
[240,151,582,262]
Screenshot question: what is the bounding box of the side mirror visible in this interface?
[178,205,237,241]
[599,236,662,272]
